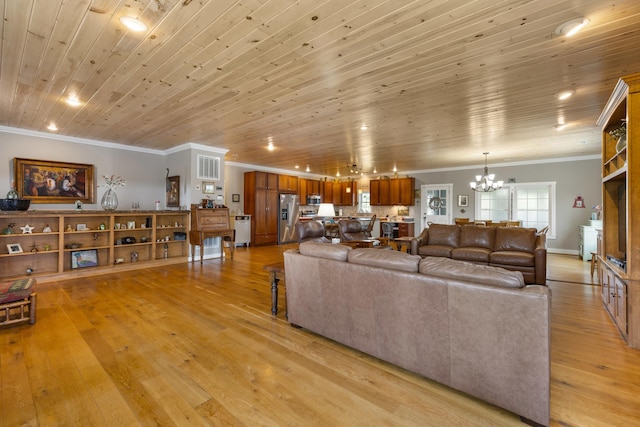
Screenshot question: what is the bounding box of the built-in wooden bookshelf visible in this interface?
[596,72,640,348]
[0,210,189,282]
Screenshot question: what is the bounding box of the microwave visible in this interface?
[307,195,321,205]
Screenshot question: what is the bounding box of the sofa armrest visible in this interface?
[411,228,429,255]
[534,234,547,284]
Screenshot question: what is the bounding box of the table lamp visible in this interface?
[317,203,335,220]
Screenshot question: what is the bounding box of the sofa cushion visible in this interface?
[419,256,525,288]
[451,247,492,263]
[459,225,495,250]
[418,245,455,258]
[348,248,421,273]
[490,251,535,267]
[427,224,460,248]
[494,227,537,253]
[299,241,351,261]
[0,278,37,304]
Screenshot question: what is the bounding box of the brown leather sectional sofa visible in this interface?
[410,224,547,285]
[284,242,551,426]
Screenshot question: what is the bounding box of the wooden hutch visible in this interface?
[596,72,640,348]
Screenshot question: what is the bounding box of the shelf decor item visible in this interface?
[6,243,23,254]
[70,249,98,269]
[14,158,95,204]
[100,175,126,211]
[610,122,627,153]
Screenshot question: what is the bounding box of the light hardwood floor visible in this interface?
[2,247,640,426]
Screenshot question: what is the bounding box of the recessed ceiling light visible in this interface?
[555,18,590,37]
[557,90,575,100]
[47,122,58,131]
[360,125,368,130]
[306,165,310,172]
[295,165,299,169]
[553,123,568,131]
[120,16,148,32]
[65,95,82,107]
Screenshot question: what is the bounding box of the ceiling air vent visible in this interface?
[197,154,220,180]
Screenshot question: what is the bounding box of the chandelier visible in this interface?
[470,152,503,192]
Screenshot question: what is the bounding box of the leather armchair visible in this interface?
[338,220,367,241]
[295,221,330,243]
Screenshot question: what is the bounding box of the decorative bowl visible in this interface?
[0,199,31,211]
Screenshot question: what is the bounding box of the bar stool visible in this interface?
[590,252,598,277]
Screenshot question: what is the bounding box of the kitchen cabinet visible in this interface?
[0,210,188,282]
[244,171,279,245]
[371,179,391,205]
[329,181,356,206]
[399,177,416,206]
[298,178,321,203]
[321,180,333,203]
[398,222,415,237]
[332,182,342,205]
[371,178,415,206]
[278,174,298,193]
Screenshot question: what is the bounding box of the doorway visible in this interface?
[421,184,453,230]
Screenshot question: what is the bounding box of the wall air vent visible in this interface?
[197,154,220,180]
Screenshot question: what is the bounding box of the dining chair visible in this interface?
[381,222,394,238]
[364,214,376,238]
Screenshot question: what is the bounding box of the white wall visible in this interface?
[1,127,167,210]
[225,157,602,254]
[409,157,602,252]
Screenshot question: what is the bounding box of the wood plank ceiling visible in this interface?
[1,0,640,177]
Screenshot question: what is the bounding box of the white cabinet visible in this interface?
[232,215,251,247]
[579,225,599,261]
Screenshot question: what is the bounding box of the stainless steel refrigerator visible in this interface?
[278,194,300,244]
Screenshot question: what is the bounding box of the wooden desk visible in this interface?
[190,205,235,263]
[263,261,285,316]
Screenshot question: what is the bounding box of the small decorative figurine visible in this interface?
[2,223,15,235]
[20,224,35,234]
[42,224,52,233]
[65,224,73,232]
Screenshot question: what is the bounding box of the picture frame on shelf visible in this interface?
[7,243,23,254]
[70,249,98,269]
[76,224,87,231]
[14,158,95,204]
[166,175,180,207]
[457,194,469,207]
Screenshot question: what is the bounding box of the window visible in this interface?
[475,182,556,238]
[359,192,371,213]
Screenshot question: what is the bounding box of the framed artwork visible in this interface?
[7,243,23,254]
[457,194,469,207]
[71,249,98,269]
[166,175,180,208]
[202,181,215,194]
[14,158,95,204]
[232,194,240,202]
